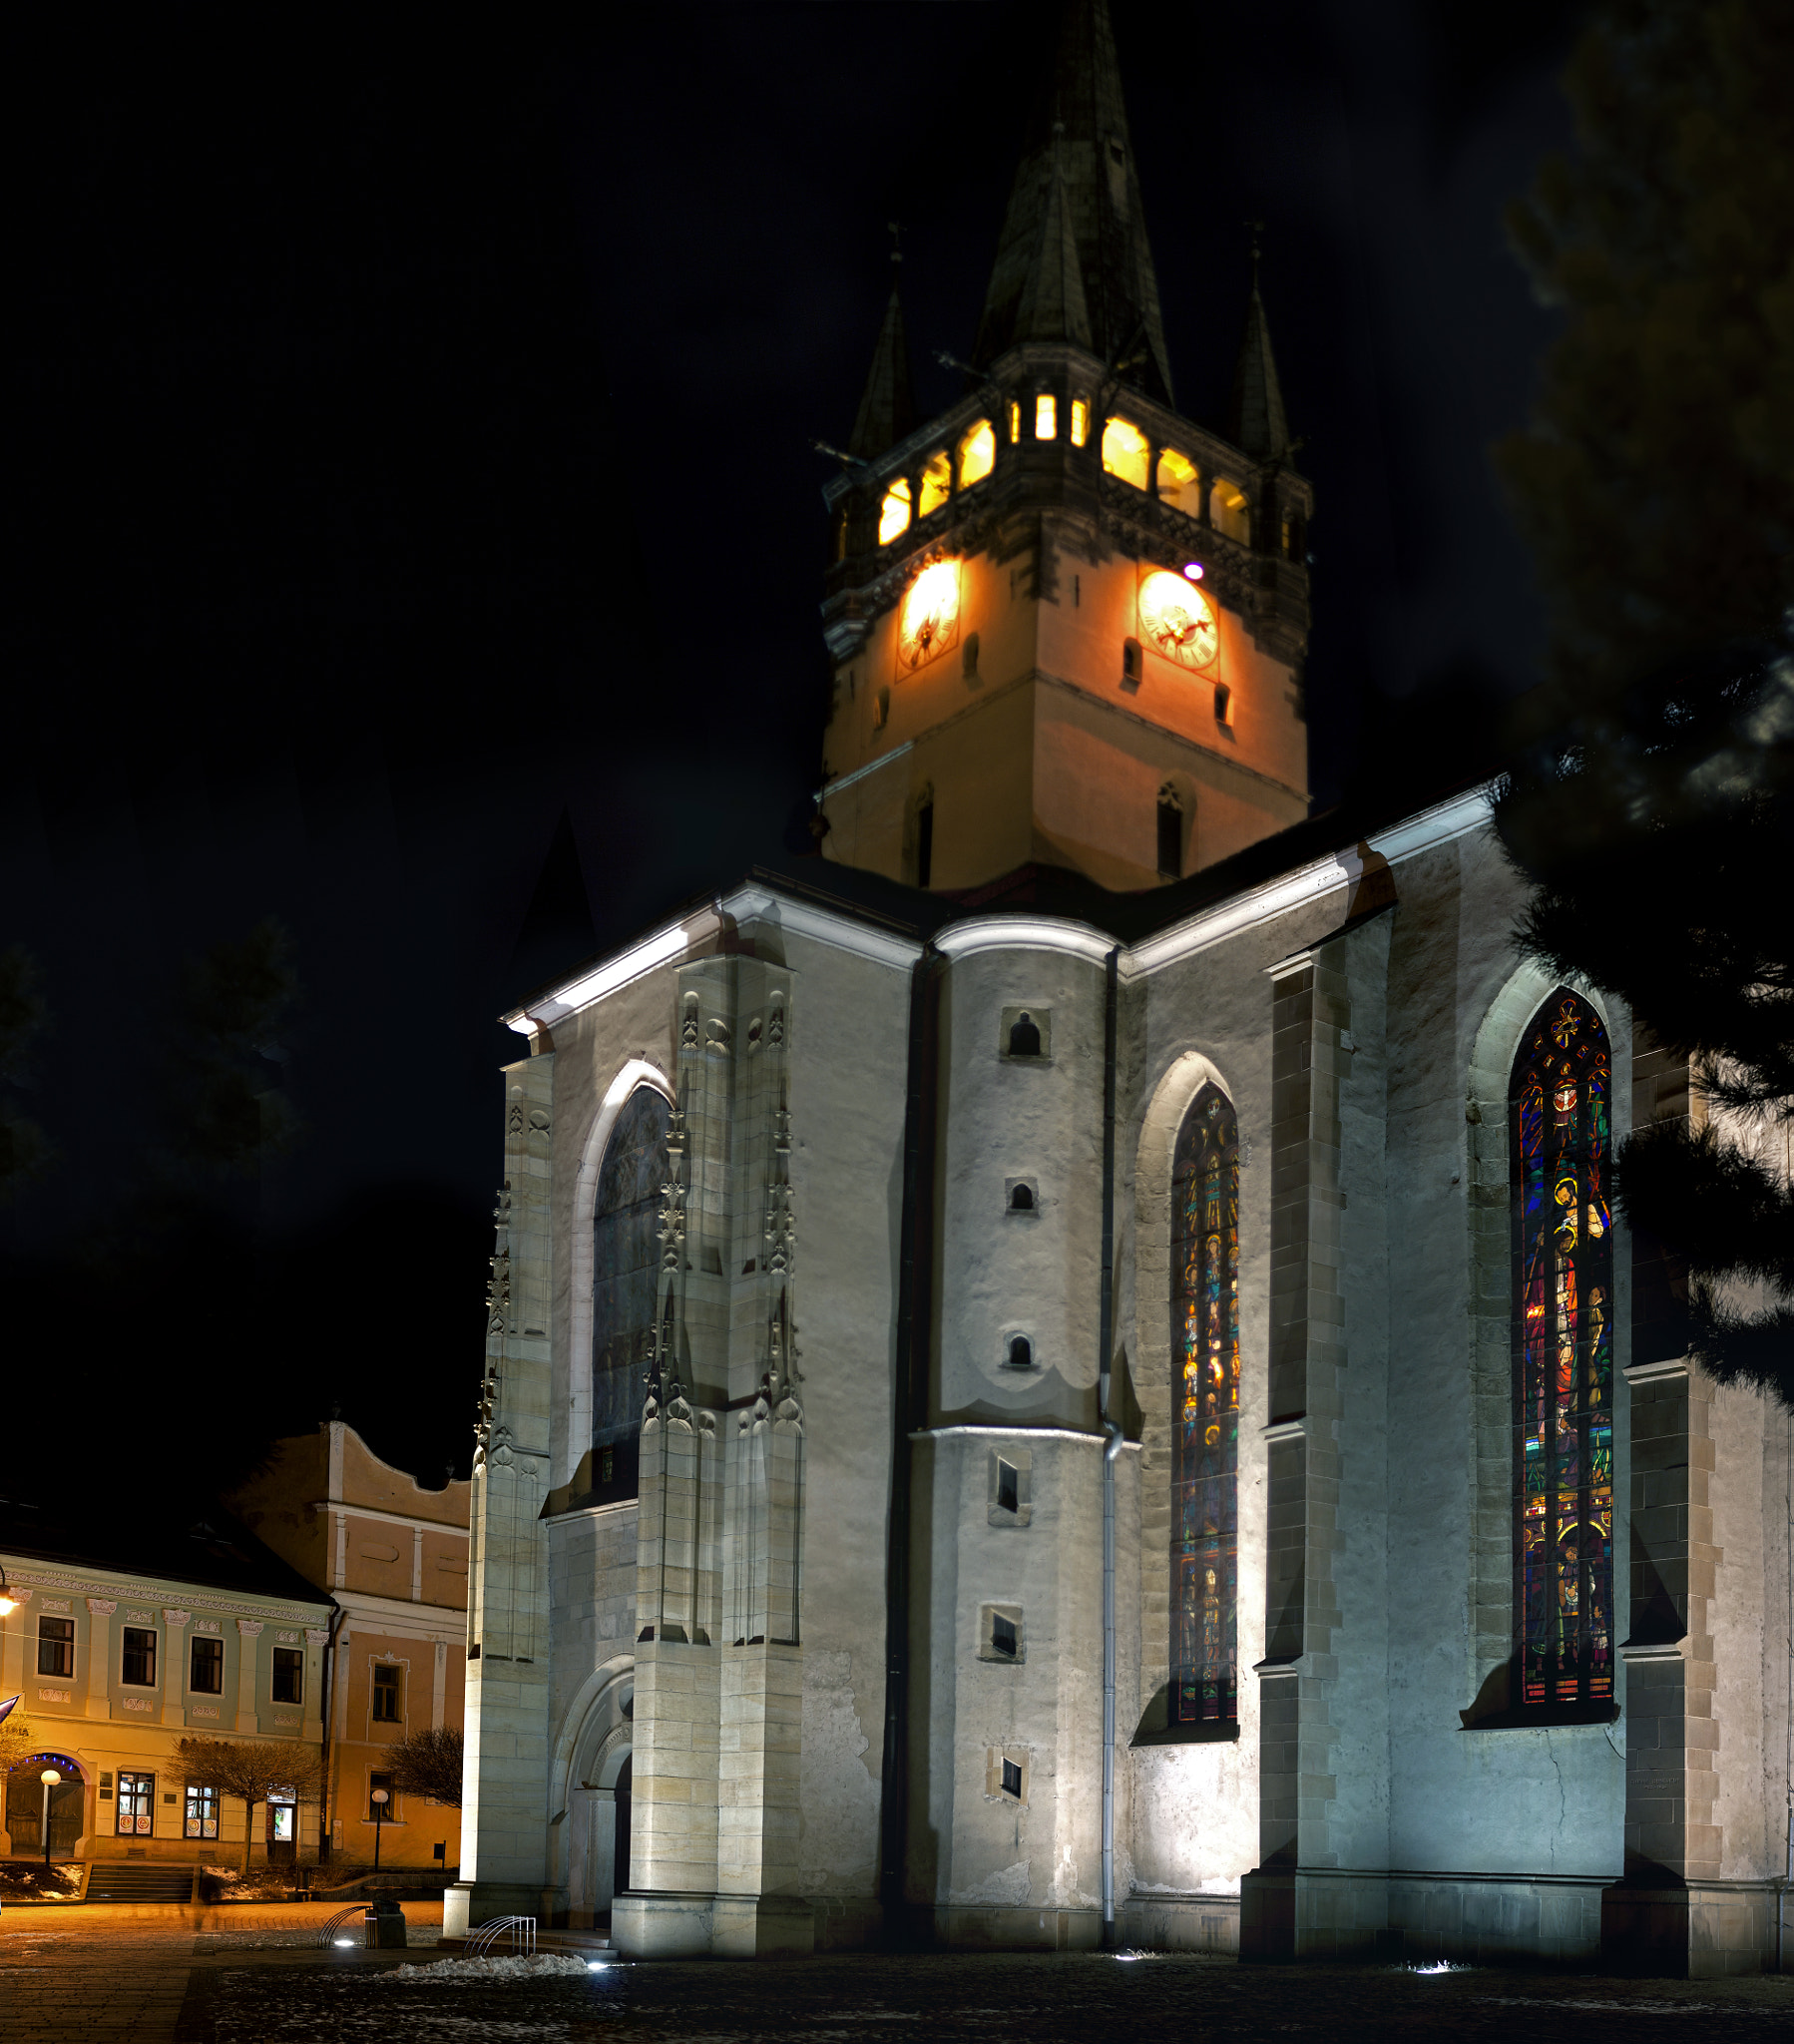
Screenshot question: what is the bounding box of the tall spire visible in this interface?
[1010,126,1093,351]
[972,0,1171,401]
[848,227,916,460]
[1226,231,1291,460]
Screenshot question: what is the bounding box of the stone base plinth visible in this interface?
[922,1905,1102,1951]
[1601,1880,1781,1977]
[442,1881,546,1941]
[612,1889,716,1958]
[1240,1869,1388,1960]
[712,1893,816,1957]
[1118,1893,1239,1953]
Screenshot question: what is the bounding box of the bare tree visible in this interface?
[176,1736,323,1873]
[385,1724,464,1808]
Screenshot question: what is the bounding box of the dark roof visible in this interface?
[848,283,916,462]
[971,0,1172,402]
[0,1493,331,1611]
[1227,283,1292,462]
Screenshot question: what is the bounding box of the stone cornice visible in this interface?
[0,1556,331,1628]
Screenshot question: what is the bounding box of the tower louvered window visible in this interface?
[1511,990,1614,1711]
[1170,1083,1239,1725]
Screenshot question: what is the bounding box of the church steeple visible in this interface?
[1010,126,1093,352]
[848,245,916,461]
[972,0,1171,400]
[1225,248,1292,461]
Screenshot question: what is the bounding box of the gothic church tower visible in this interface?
[817,0,1312,894]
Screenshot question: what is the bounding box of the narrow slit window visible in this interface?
[1006,1334,1034,1371]
[1009,399,1022,443]
[992,1613,1019,1659]
[1512,991,1613,1711]
[1170,1083,1240,1726]
[1070,397,1090,446]
[997,1459,1020,1514]
[1121,637,1142,688]
[1035,392,1057,440]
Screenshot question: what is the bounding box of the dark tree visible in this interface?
[385,1725,465,1808]
[1495,0,1794,1399]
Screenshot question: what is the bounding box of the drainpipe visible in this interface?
[1098,944,1121,1948]
[318,1604,346,1864]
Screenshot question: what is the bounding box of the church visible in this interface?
[445,0,1793,1976]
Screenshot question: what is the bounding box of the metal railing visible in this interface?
[314,1905,371,1947]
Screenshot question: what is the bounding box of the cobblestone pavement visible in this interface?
[1,1918,1789,2043]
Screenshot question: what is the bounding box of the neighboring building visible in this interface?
[0,1500,331,1869]
[228,1420,471,1870]
[446,0,1793,1979]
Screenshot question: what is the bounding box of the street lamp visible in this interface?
[0,1564,17,1616]
[39,1769,61,1870]
[370,1787,389,1874]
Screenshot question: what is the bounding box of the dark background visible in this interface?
[4,2,1580,1490]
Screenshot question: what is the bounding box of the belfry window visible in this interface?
[1156,447,1200,515]
[1170,1083,1239,1726]
[592,1084,672,1493]
[1035,393,1057,440]
[1102,415,1150,490]
[959,419,996,488]
[1209,479,1249,543]
[878,476,912,546]
[918,449,952,518]
[1511,991,1613,1711]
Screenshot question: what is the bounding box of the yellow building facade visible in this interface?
[228,1420,471,1871]
[1,1511,332,1877]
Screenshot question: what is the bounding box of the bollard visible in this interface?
[363,1901,407,1950]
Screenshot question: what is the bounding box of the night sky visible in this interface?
[6,3,1581,1488]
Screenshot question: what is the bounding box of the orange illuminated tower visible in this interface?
[817,0,1311,893]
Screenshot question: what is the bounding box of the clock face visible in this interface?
[1138,569,1219,672]
[898,559,960,672]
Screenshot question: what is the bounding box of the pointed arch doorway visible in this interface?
[563,1669,633,1928]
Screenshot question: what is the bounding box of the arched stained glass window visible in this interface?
[1511,991,1614,1710]
[592,1085,672,1492]
[1170,1083,1240,1725]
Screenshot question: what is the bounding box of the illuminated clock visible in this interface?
[1138,568,1219,672]
[897,559,960,672]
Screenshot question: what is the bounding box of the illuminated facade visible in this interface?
[450,0,1792,1980]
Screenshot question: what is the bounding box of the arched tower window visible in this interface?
[592,1085,672,1491]
[1170,1082,1240,1725]
[1511,990,1613,1710]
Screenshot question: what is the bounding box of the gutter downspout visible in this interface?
[1099,944,1121,1949]
[318,1603,347,1863]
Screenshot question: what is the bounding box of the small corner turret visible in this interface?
[816,0,1313,896]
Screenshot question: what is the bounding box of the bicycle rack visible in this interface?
[466,1915,538,1958]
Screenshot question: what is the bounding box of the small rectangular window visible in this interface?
[186,1784,220,1839]
[1009,399,1021,443]
[1070,398,1090,447]
[992,1612,1019,1659]
[997,1459,1020,1515]
[1034,393,1057,440]
[37,1616,75,1679]
[369,1771,396,1820]
[190,1635,224,1696]
[271,1647,303,1705]
[117,1771,154,1836]
[372,1663,403,1724]
[1001,1758,1024,1797]
[122,1626,158,1687]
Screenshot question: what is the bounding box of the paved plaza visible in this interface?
[0,1916,1789,2042]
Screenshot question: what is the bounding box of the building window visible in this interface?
[1008,1182,1034,1213]
[1156,446,1200,514]
[117,1771,154,1836]
[190,1635,224,1696]
[1009,399,1022,443]
[958,418,996,488]
[1209,478,1250,542]
[1070,397,1090,446]
[1034,392,1057,439]
[271,1648,303,1706]
[1001,1758,1024,1797]
[186,1784,220,1840]
[592,1084,672,1489]
[36,1616,74,1679]
[1156,785,1183,878]
[918,448,952,517]
[1121,636,1142,689]
[1006,1010,1044,1058]
[1102,414,1150,489]
[1512,990,1614,1711]
[997,1459,1020,1514]
[1005,1333,1034,1371]
[122,1627,158,1688]
[369,1771,396,1821]
[916,798,935,888]
[878,476,911,546]
[372,1663,404,1724]
[1170,1082,1240,1726]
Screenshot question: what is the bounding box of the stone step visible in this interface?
[84,1862,195,1903]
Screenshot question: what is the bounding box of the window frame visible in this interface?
[371,1661,404,1725]
[185,1783,220,1840]
[117,1770,155,1836]
[189,1633,224,1696]
[270,1646,304,1706]
[121,1625,159,1689]
[36,1615,75,1680]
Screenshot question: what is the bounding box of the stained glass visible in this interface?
[1512,991,1613,1708]
[593,1086,672,1458]
[1170,1083,1239,1724]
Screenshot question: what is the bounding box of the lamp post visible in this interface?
[370,1787,388,1874]
[39,1768,61,1870]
